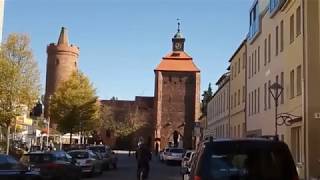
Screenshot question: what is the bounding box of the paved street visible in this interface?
[84,151,181,180]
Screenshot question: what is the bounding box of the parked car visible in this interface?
[164,148,185,164]
[20,151,81,180]
[181,150,195,172]
[182,138,299,180]
[68,149,103,176]
[0,154,41,180]
[88,145,118,169]
[159,148,169,162]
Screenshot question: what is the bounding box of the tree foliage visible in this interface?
[0,33,40,153]
[100,105,146,138]
[49,71,99,137]
[201,83,213,115]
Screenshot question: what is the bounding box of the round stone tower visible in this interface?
[44,27,79,118]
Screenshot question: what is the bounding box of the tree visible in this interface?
[201,83,213,115]
[0,34,40,154]
[49,71,99,144]
[100,105,145,138]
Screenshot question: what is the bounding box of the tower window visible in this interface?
[56,59,59,65]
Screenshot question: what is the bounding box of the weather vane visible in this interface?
[177,18,181,32]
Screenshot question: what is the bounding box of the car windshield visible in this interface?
[22,154,53,163]
[88,146,106,153]
[68,151,89,159]
[199,141,297,180]
[169,149,184,153]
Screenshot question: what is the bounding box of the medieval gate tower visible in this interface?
[44,27,79,119]
[154,24,200,149]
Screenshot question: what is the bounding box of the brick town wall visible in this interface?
[99,97,154,150]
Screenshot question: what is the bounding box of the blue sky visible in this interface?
[3,0,253,100]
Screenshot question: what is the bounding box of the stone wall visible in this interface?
[99,96,154,150]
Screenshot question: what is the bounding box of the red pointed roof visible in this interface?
[155,51,200,72]
[57,27,69,45]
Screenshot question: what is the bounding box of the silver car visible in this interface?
[68,149,103,176]
[88,145,118,169]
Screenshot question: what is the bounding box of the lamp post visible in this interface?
[269,82,283,137]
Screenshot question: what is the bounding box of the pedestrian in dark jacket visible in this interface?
[136,140,151,179]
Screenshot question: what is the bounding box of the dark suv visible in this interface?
[183,138,299,180]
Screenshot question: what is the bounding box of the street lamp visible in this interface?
[269,82,283,137]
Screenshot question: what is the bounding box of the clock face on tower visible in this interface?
[174,42,182,50]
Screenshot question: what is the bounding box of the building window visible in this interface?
[268,34,271,63]
[231,95,233,109]
[238,89,240,105]
[242,52,246,70]
[296,6,301,37]
[252,53,254,76]
[264,38,267,66]
[290,14,295,43]
[280,20,284,52]
[227,89,229,110]
[269,0,281,14]
[235,62,237,78]
[258,87,260,113]
[248,93,251,116]
[276,26,279,56]
[249,1,260,40]
[281,72,284,104]
[291,126,302,163]
[264,83,267,111]
[254,50,257,74]
[258,46,260,72]
[238,58,241,74]
[56,58,59,65]
[268,80,271,109]
[254,89,257,114]
[242,86,246,103]
[249,56,251,79]
[238,125,240,138]
[290,70,295,98]
[234,92,237,107]
[252,91,254,114]
[297,65,302,95]
[231,66,233,80]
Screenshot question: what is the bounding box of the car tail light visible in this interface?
[194,176,201,180]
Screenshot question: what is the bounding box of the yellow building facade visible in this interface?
[205,73,230,138]
[229,40,247,138]
[205,0,320,178]
[246,0,320,178]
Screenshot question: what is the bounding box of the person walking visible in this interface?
[136,137,151,179]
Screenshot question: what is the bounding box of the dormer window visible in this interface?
[248,0,260,41]
[269,0,285,16]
